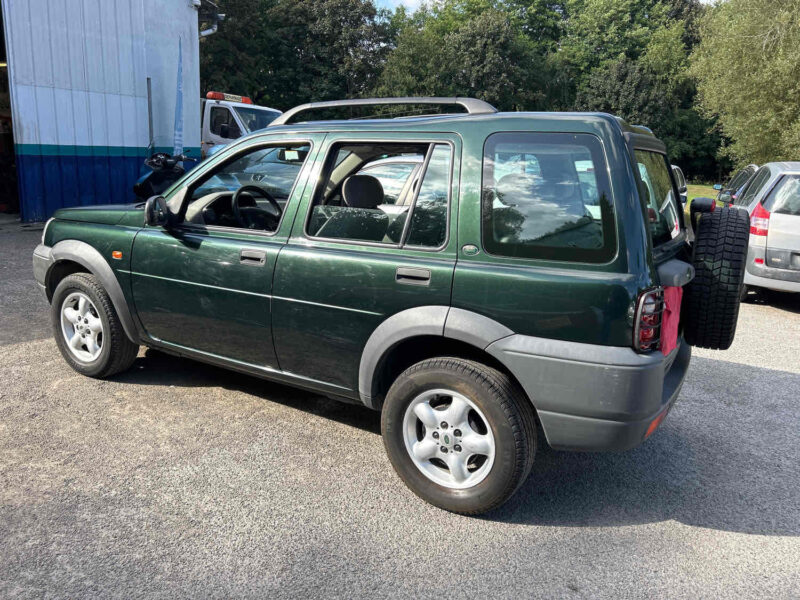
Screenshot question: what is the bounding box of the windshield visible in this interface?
[233,106,282,133]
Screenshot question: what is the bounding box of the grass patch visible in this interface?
[687,184,716,202]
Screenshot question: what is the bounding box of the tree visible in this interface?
[376,7,553,111]
[200,0,392,109]
[576,58,670,125]
[692,0,800,164]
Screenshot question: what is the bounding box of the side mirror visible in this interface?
[145,195,171,227]
[719,191,732,204]
[713,184,722,191]
[219,123,230,138]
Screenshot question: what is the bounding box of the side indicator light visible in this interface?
[645,409,668,439]
[754,257,764,265]
[111,251,123,260]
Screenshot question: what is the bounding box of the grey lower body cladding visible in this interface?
[487,334,691,451]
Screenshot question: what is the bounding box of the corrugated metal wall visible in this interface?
[1,0,200,222]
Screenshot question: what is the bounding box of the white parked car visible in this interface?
[731,162,800,296]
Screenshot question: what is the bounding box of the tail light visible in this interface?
[633,288,664,352]
[750,202,770,236]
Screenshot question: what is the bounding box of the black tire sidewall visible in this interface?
[51,275,115,377]
[382,362,524,514]
[684,207,749,349]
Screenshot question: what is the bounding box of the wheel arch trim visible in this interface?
[358,306,514,408]
[46,240,139,343]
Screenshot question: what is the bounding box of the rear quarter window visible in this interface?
[481,132,616,263]
[763,174,800,216]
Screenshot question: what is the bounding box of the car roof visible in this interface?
[257,111,649,136]
[763,161,800,173]
[208,99,282,113]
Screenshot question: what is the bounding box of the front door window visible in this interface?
[184,143,311,231]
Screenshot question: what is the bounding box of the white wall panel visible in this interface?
[54,87,76,147]
[70,89,92,147]
[12,84,39,144]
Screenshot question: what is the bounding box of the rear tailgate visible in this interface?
[764,173,800,271]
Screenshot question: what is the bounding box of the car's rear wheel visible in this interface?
[683,207,750,350]
[51,273,139,378]
[381,357,536,515]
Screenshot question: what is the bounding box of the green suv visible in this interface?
[33,98,749,514]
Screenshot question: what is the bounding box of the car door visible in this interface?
[271,133,460,395]
[202,104,243,155]
[130,134,324,368]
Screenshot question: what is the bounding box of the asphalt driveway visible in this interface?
[1,221,799,598]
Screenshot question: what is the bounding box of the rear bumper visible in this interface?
[32,244,53,293]
[487,335,691,451]
[744,245,800,293]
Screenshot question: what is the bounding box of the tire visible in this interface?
[51,273,139,378]
[381,357,537,515]
[683,207,749,350]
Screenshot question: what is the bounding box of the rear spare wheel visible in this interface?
[683,207,749,349]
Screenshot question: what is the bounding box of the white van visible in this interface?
[201,92,282,157]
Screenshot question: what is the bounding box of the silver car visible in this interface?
[732,162,800,295]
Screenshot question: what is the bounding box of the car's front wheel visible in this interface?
[381,357,537,515]
[51,273,139,378]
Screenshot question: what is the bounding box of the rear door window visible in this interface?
[306,142,451,248]
[635,150,682,246]
[481,132,615,262]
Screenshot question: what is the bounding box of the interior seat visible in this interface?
[342,174,385,208]
[316,174,389,241]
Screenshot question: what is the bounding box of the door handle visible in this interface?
[240,248,267,265]
[396,266,431,286]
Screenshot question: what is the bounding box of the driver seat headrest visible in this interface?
[342,175,384,209]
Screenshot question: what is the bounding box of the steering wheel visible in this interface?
[231,185,282,231]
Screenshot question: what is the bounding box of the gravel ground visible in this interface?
[1,224,799,599]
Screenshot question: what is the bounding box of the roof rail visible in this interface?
[269,97,497,127]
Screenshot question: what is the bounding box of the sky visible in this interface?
[375,0,425,9]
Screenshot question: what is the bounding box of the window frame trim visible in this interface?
[302,137,456,253]
[480,130,618,264]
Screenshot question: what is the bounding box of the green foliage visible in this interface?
[692,0,800,165]
[376,8,549,110]
[200,0,391,108]
[200,0,787,180]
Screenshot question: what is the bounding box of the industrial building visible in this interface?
[1,0,209,222]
